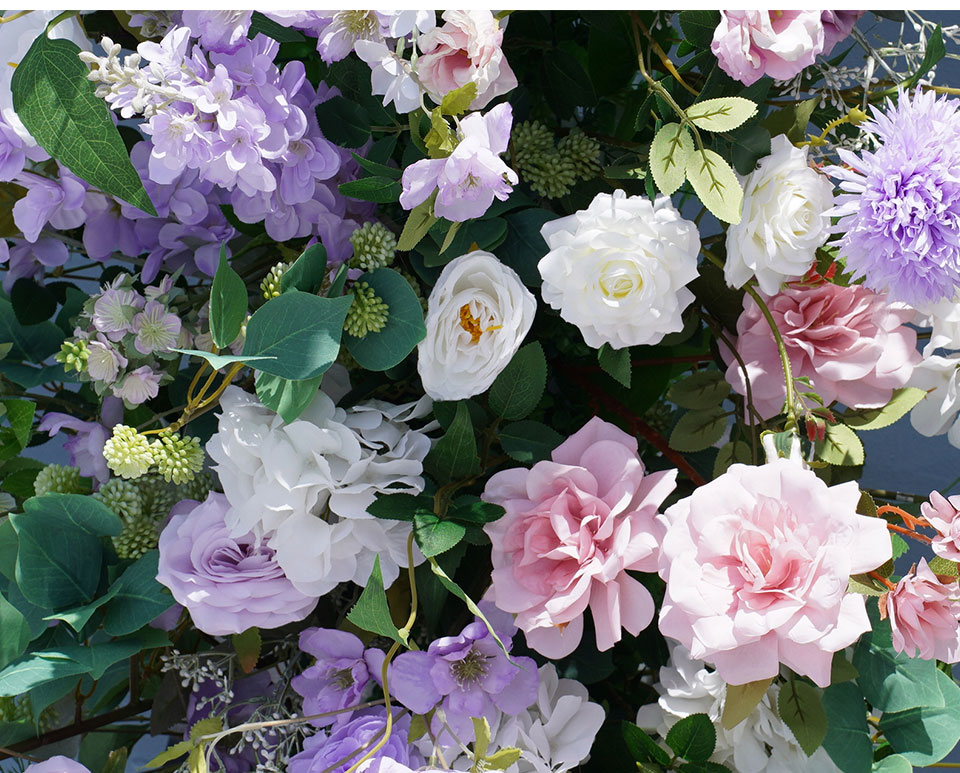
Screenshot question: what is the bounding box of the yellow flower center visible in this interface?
[458,304,501,344]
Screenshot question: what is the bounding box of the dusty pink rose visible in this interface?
[658,459,892,687]
[724,281,919,420]
[416,10,517,110]
[886,559,960,662]
[482,416,675,659]
[922,491,960,563]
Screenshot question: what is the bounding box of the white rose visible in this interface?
[724,135,834,295]
[417,250,536,402]
[537,189,700,350]
[913,294,960,356]
[910,354,960,446]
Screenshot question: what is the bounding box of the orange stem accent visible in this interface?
[877,504,930,530]
[886,522,932,544]
[868,570,897,591]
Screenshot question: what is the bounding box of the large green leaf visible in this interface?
[0,299,64,363]
[281,243,327,295]
[498,209,555,286]
[679,10,721,48]
[669,406,728,452]
[101,550,174,636]
[665,713,716,762]
[822,682,873,773]
[845,388,926,431]
[650,122,693,196]
[209,245,247,349]
[498,420,563,464]
[879,668,960,765]
[22,493,122,536]
[242,290,352,380]
[816,423,865,466]
[685,147,742,225]
[315,96,370,148]
[777,680,827,757]
[424,401,480,483]
[489,342,547,420]
[255,371,323,424]
[413,513,465,558]
[0,593,31,671]
[11,33,155,214]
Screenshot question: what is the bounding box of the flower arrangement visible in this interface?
[4,8,960,773]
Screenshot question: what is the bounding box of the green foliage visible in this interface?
[425,402,481,483]
[622,721,671,766]
[686,97,758,132]
[902,24,945,89]
[597,344,631,388]
[339,176,402,203]
[721,678,772,729]
[668,371,728,409]
[650,122,693,196]
[669,407,728,453]
[844,388,927,431]
[498,420,563,464]
[413,513,465,557]
[679,10,721,48]
[489,342,547,419]
[255,372,323,424]
[315,95,370,147]
[440,82,478,115]
[281,243,328,295]
[822,682,873,773]
[816,423,865,466]
[777,679,827,756]
[879,669,960,765]
[232,627,261,674]
[397,197,438,252]
[346,555,406,646]
[685,148,743,224]
[209,245,247,349]
[665,713,716,762]
[344,268,426,370]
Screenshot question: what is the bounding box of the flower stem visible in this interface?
[742,283,799,432]
[868,570,896,591]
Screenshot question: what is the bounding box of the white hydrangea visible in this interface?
[206,385,433,596]
[637,643,840,773]
[538,190,700,350]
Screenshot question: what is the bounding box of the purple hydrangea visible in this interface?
[829,89,960,305]
[288,708,423,773]
[292,628,386,727]
[156,493,319,636]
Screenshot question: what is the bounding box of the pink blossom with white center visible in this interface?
[86,336,127,383]
[112,365,162,405]
[132,300,182,355]
[92,284,145,341]
[886,558,960,662]
[922,491,960,563]
[482,416,675,659]
[657,459,892,687]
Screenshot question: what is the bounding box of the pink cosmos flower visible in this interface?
[922,491,960,563]
[886,559,960,661]
[723,281,919,420]
[416,10,517,110]
[482,416,676,659]
[657,459,892,687]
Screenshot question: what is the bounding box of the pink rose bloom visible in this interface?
[416,10,517,110]
[724,282,919,420]
[922,491,960,563]
[821,11,865,53]
[657,459,892,687]
[482,416,676,659]
[886,558,960,662]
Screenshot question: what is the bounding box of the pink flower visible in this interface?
[723,281,919,420]
[482,417,676,659]
[112,365,161,405]
[416,10,517,110]
[922,491,960,563]
[657,459,892,687]
[711,11,824,87]
[886,559,960,662]
[821,11,865,53]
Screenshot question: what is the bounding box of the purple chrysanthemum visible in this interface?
[829,89,960,306]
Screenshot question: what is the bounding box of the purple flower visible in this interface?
[821,11,865,53]
[400,103,517,222]
[288,708,423,773]
[12,169,86,242]
[156,493,319,636]
[86,336,127,383]
[389,611,538,743]
[36,414,109,483]
[82,193,148,260]
[112,365,162,405]
[0,117,26,181]
[292,628,386,727]
[24,758,90,773]
[132,300,181,355]
[829,89,960,305]
[1,237,69,292]
[181,11,253,54]
[92,283,144,341]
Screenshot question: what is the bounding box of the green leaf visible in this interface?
[339,176,402,203]
[685,148,743,225]
[440,82,478,115]
[763,97,819,143]
[484,748,523,770]
[650,122,693,197]
[439,221,463,255]
[927,555,959,577]
[425,402,480,483]
[679,10,721,48]
[346,555,406,646]
[845,388,927,431]
[879,669,960,765]
[902,24,945,89]
[255,372,323,424]
[0,518,18,581]
[498,209,556,286]
[343,268,426,371]
[489,342,547,420]
[2,399,35,449]
[0,593,30,671]
[597,344,631,389]
[11,34,155,214]
[242,291,352,380]
[101,550,173,636]
[23,493,122,536]
[816,423,865,466]
[327,263,349,298]
[425,109,456,157]
[713,440,751,477]
[721,678,772,729]
[248,11,306,42]
[727,121,771,175]
[0,299,63,363]
[872,755,913,773]
[10,278,56,326]
[665,713,716,763]
[499,420,563,464]
[351,152,401,180]
[398,197,438,252]
[209,245,247,349]
[281,243,327,295]
[687,97,758,132]
[668,370,728,409]
[448,499,505,526]
[43,584,120,633]
[543,49,597,118]
[173,348,272,371]
[232,627,261,674]
[367,493,434,523]
[145,739,194,769]
[830,651,860,684]
[413,513,466,558]
[822,682,873,773]
[669,406,728,453]
[315,96,370,148]
[622,721,671,765]
[778,680,827,756]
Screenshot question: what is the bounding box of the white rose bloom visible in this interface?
[206,385,433,596]
[418,250,536,402]
[637,643,840,773]
[910,354,960,447]
[724,135,834,296]
[538,190,700,350]
[913,295,960,356]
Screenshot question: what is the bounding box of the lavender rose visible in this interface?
[156,493,319,636]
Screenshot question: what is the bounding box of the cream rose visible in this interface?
[724,135,834,295]
[537,190,700,350]
[417,250,536,401]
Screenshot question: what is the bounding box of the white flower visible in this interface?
[206,385,433,596]
[910,354,960,447]
[538,190,700,350]
[913,295,960,356]
[355,39,421,115]
[724,135,834,295]
[637,642,840,773]
[418,250,536,401]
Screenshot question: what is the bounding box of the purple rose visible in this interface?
[25,758,90,773]
[156,493,319,636]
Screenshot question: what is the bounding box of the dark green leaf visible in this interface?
[2,399,35,449]
[101,550,173,636]
[0,299,63,363]
[413,513,466,557]
[821,682,872,773]
[12,34,155,214]
[598,344,631,389]
[351,152,401,180]
[10,278,56,326]
[679,10,721,48]
[232,627,261,674]
[339,176,402,203]
[327,263,349,298]
[315,96,370,148]
[489,342,547,420]
[763,97,819,143]
[346,555,406,646]
[669,407,728,453]
[44,584,120,633]
[902,25,945,89]
[543,48,597,117]
[209,244,247,349]
[665,713,716,762]
[713,440,752,477]
[255,372,323,424]
[499,420,563,464]
[879,668,960,765]
[622,721,671,765]
[367,493,434,523]
[282,243,328,295]
[23,493,122,536]
[448,499,505,526]
[248,11,305,42]
[424,401,480,483]
[668,371,728,409]
[778,679,827,756]
[498,209,556,286]
[0,593,30,671]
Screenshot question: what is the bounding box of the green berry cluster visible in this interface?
[350,221,398,271]
[343,282,390,338]
[512,122,602,199]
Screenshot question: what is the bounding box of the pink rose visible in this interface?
[482,417,676,659]
[922,491,960,563]
[886,559,960,662]
[821,11,865,53]
[657,459,892,687]
[416,10,517,110]
[724,281,919,420]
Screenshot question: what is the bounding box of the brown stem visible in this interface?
[868,570,897,591]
